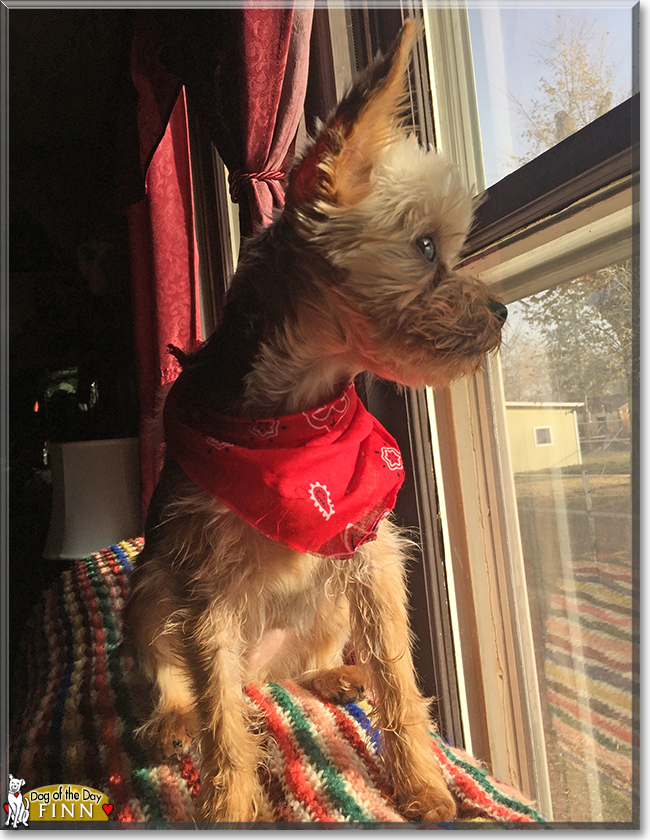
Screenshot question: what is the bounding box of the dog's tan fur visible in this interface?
[125,20,506,823]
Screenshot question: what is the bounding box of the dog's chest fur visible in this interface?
[238,556,349,677]
[213,541,352,681]
[147,460,352,681]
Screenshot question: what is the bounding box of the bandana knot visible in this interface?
[163,381,404,557]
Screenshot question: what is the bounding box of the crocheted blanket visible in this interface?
[10,539,547,826]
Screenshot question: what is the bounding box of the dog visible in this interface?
[125,19,507,823]
[5,775,29,828]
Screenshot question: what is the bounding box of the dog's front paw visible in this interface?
[197,770,262,823]
[383,733,457,823]
[298,664,366,703]
[394,779,456,823]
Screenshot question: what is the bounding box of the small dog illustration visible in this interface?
[5,775,29,828]
[125,19,506,823]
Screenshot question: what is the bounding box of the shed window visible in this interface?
[534,426,553,447]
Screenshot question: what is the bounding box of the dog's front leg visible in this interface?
[348,520,456,823]
[185,615,263,823]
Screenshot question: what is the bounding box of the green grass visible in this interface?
[514,447,631,479]
[566,448,631,476]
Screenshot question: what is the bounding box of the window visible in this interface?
[466,5,634,187]
[422,0,638,826]
[533,426,552,447]
[499,262,634,822]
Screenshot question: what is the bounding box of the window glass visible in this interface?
[500,259,635,822]
[467,6,634,185]
[533,426,553,447]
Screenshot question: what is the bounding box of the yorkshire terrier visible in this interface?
[125,19,507,823]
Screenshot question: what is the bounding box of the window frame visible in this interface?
[186,102,233,339]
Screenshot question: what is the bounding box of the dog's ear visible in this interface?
[287,18,418,211]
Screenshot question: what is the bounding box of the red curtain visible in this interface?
[126,7,313,518]
[222,6,314,237]
[127,90,201,521]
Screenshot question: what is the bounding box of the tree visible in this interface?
[502,14,633,407]
[509,13,628,165]
[501,321,552,403]
[508,263,632,404]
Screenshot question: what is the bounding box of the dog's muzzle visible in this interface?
[489,299,508,326]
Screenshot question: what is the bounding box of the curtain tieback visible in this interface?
[228,169,286,204]
[167,343,188,366]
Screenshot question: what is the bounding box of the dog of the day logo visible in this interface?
[4,778,113,826]
[4,775,29,828]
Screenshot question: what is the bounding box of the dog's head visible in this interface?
[285,19,506,388]
[8,775,25,794]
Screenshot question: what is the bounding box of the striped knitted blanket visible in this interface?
[10,539,547,826]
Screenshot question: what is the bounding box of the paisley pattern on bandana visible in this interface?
[309,482,335,521]
[163,381,404,557]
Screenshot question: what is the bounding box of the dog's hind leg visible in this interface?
[348,520,456,823]
[124,569,199,754]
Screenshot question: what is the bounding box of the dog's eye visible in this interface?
[415,235,437,263]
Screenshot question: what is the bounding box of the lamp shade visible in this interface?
[43,437,142,560]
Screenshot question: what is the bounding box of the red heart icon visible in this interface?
[102,803,113,816]
[3,804,8,813]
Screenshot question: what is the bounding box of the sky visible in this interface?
[465,2,636,186]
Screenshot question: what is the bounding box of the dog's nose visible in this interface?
[489,299,508,325]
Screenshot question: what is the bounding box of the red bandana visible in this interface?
[163,381,404,557]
